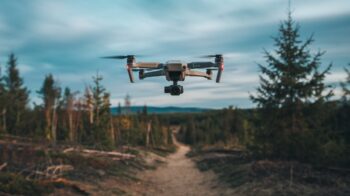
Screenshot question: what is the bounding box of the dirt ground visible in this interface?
[137,137,235,196]
[0,134,236,196]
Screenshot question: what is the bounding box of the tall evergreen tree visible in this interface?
[4,53,29,135]
[0,64,7,133]
[89,73,113,148]
[250,13,332,160]
[341,64,350,101]
[37,74,61,143]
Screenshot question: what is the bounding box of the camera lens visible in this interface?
[171,85,181,95]
[165,85,183,95]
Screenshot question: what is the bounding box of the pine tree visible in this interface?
[84,86,94,124]
[341,64,350,101]
[0,64,7,133]
[37,74,61,143]
[4,53,29,135]
[102,92,115,146]
[250,13,332,159]
[117,102,122,115]
[62,87,79,142]
[339,64,350,155]
[89,73,113,148]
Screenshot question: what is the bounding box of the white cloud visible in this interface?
[41,63,55,70]
[325,71,347,84]
[56,71,105,84]
[18,64,33,74]
[293,0,350,20]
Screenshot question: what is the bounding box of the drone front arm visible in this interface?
[140,70,165,79]
[135,62,163,69]
[187,62,216,69]
[185,70,211,80]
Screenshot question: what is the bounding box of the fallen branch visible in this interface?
[46,165,74,175]
[0,162,7,171]
[25,164,74,180]
[81,149,136,159]
[63,147,136,159]
[63,147,74,153]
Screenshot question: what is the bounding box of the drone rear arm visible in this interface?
[187,62,216,69]
[140,70,165,79]
[185,70,211,80]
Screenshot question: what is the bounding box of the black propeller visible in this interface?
[198,54,223,58]
[101,55,145,59]
[198,54,224,83]
[131,68,161,72]
[101,55,142,83]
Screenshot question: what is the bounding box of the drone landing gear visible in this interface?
[164,81,184,96]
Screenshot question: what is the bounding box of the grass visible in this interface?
[191,147,350,196]
[196,155,251,188]
[0,172,53,195]
[0,139,156,195]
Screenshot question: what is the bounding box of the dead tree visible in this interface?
[146,120,152,147]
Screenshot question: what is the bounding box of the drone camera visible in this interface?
[164,85,184,96]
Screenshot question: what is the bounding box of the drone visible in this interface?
[102,54,224,95]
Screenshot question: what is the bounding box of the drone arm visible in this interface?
[185,70,211,80]
[140,70,165,79]
[135,62,163,69]
[187,62,216,69]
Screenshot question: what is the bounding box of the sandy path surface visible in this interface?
[140,135,234,196]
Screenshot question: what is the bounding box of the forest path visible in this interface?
[139,131,235,196]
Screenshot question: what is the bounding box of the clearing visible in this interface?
[138,136,235,196]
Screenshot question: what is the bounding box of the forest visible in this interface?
[178,15,350,168]
[0,12,349,169]
[0,56,172,149]
[0,13,349,195]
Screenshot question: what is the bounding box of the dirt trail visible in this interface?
[140,134,234,196]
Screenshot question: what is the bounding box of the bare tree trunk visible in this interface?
[109,116,115,146]
[15,108,20,135]
[75,99,83,143]
[2,108,6,133]
[51,99,57,145]
[146,121,152,147]
[68,111,74,142]
[89,105,94,124]
[45,106,52,140]
[115,119,121,146]
[67,97,75,143]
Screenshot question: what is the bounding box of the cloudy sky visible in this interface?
[0,0,349,108]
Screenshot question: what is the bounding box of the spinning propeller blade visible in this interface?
[100,55,147,59]
[198,54,224,83]
[198,54,223,58]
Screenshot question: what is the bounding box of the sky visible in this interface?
[0,0,349,109]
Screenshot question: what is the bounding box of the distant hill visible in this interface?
[111,106,211,115]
